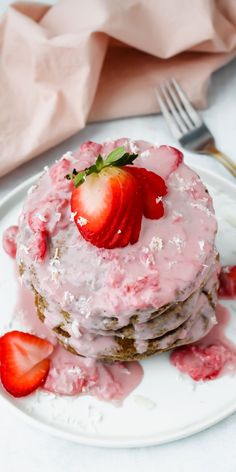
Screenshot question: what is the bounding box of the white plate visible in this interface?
[0,166,236,448]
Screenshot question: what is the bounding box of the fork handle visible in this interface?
[206,145,236,178]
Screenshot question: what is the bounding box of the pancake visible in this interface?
[16,138,219,360]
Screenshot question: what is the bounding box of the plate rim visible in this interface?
[0,165,236,448]
[1,389,236,448]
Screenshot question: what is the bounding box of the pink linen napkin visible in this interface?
[0,0,236,176]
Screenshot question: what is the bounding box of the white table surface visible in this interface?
[1,2,236,471]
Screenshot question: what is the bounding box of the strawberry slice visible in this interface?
[151,145,183,179]
[2,225,19,259]
[126,166,167,219]
[218,265,236,299]
[103,170,142,248]
[28,231,48,261]
[0,331,54,397]
[71,167,142,249]
[49,158,73,192]
[130,198,143,244]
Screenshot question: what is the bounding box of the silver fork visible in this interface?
[156,78,236,178]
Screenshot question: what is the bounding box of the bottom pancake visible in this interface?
[34,277,218,361]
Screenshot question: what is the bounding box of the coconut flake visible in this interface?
[63,291,75,304]
[63,151,73,158]
[169,236,185,252]
[140,150,150,158]
[133,395,156,410]
[36,212,47,222]
[19,244,29,254]
[77,216,88,227]
[27,184,37,195]
[190,203,214,217]
[155,196,163,204]
[149,236,163,251]
[70,211,77,221]
[129,140,139,153]
[71,319,81,338]
[198,240,205,252]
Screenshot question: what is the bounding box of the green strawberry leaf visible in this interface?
[65,146,139,187]
[95,155,104,170]
[105,147,126,164]
[73,170,87,187]
[109,152,137,167]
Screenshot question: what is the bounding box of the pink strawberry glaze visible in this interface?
[2,225,19,258]
[14,283,143,402]
[170,304,236,381]
[14,138,218,357]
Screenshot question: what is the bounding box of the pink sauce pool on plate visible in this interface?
[170,304,236,381]
[14,283,143,403]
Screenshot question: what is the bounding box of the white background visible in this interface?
[1,1,236,471]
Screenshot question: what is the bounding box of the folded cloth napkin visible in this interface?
[0,0,236,176]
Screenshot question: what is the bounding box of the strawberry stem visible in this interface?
[66,146,138,187]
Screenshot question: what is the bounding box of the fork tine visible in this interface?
[171,78,202,126]
[155,90,182,140]
[165,80,195,130]
[160,83,189,134]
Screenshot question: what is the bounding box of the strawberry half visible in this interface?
[66,145,169,249]
[0,331,54,397]
[126,166,167,219]
[218,265,236,299]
